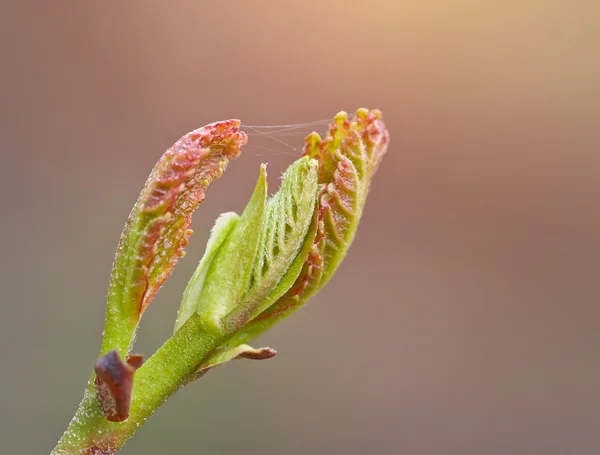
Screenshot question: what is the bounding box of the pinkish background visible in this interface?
[1,1,599,454]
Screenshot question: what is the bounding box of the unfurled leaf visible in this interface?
[102,120,247,356]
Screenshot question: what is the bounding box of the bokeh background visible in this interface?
[2,1,599,454]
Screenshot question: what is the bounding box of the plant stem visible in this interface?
[51,314,223,455]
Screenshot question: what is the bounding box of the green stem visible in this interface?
[51,314,224,455]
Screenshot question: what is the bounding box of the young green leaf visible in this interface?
[189,157,318,375]
[174,212,240,332]
[194,165,268,334]
[223,156,319,331]
[101,120,247,356]
[173,158,318,381]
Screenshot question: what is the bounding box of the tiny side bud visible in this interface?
[94,350,144,422]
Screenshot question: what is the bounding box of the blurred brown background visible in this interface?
[1,1,599,454]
